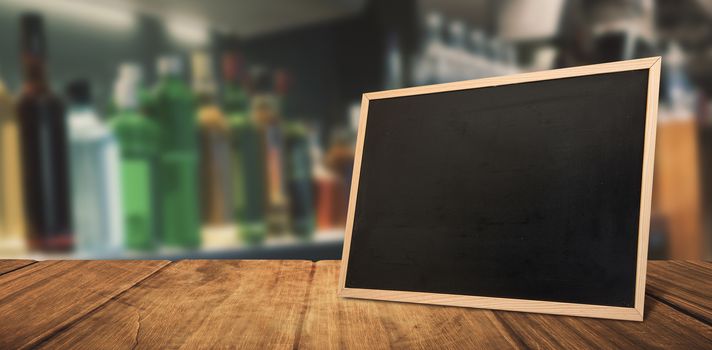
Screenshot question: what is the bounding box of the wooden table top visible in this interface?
[0,260,709,349]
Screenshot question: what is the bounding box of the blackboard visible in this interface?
[339,57,661,321]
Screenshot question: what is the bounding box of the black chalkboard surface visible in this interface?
[339,58,661,321]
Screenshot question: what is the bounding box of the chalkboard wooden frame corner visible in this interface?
[338,57,662,321]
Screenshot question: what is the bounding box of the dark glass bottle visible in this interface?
[251,71,290,237]
[16,13,72,251]
[192,51,233,227]
[274,70,315,239]
[284,121,315,239]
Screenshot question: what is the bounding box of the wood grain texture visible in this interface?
[0,259,34,275]
[647,260,711,324]
[338,95,369,292]
[0,260,169,350]
[634,56,661,317]
[498,296,712,349]
[303,261,521,349]
[38,260,315,350]
[0,259,708,349]
[339,288,643,321]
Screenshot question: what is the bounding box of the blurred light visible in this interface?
[498,0,565,41]
[4,0,135,30]
[166,17,209,47]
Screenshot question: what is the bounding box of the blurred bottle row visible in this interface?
[0,13,353,255]
[414,12,519,85]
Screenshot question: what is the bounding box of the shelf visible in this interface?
[24,229,345,261]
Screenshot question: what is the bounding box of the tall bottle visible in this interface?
[223,53,267,244]
[66,80,123,254]
[0,74,26,254]
[275,71,314,239]
[192,51,233,227]
[144,56,200,248]
[16,13,72,251]
[252,70,290,237]
[284,121,314,239]
[418,12,446,85]
[110,64,160,251]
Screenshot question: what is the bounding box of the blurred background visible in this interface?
[0,0,710,260]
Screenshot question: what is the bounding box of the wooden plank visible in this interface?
[646,261,712,324]
[0,259,34,275]
[634,56,661,317]
[498,296,712,349]
[301,261,521,349]
[0,259,169,350]
[37,260,314,349]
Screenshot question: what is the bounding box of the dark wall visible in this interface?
[241,0,419,131]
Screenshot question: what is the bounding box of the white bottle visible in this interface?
[417,12,447,85]
[66,80,123,255]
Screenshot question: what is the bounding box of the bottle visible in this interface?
[253,70,290,237]
[311,124,338,231]
[324,104,358,229]
[223,56,267,244]
[192,51,233,227]
[144,55,201,249]
[325,130,354,229]
[16,13,72,251]
[384,33,403,90]
[274,70,314,239]
[284,121,314,239]
[422,12,446,84]
[447,20,468,81]
[0,74,26,254]
[665,42,695,117]
[110,64,160,251]
[66,80,123,254]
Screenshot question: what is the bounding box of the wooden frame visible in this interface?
[338,57,662,321]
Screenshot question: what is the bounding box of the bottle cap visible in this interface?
[448,20,466,47]
[251,66,273,94]
[222,52,244,82]
[114,63,142,109]
[118,63,142,82]
[274,69,291,96]
[191,51,216,94]
[65,80,92,105]
[426,12,443,29]
[157,55,182,77]
[469,30,485,53]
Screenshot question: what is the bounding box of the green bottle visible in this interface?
[145,56,201,249]
[110,64,160,251]
[229,115,267,244]
[222,53,267,244]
